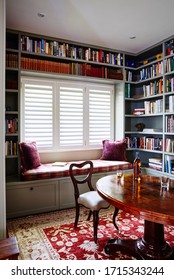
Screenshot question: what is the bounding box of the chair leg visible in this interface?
[113,207,119,230]
[74,204,80,227]
[93,211,99,243]
[87,210,92,221]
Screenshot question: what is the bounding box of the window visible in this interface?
[59,84,84,147]
[21,77,114,151]
[88,87,113,146]
[21,79,54,149]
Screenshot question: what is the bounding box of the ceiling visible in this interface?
[6,0,174,54]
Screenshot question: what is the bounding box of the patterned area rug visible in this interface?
[7,207,174,260]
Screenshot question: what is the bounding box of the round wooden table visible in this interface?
[96,174,174,260]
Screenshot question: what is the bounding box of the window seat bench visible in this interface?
[6,159,132,218]
[21,159,132,181]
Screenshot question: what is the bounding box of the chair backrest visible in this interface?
[69,160,94,200]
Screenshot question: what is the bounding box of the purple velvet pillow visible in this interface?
[100,139,127,161]
[18,141,41,170]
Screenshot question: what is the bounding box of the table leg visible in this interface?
[105,220,174,260]
[137,220,174,259]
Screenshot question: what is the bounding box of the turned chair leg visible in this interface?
[93,211,99,243]
[113,207,119,230]
[87,210,92,221]
[74,205,80,227]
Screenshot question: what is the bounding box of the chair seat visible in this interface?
[78,191,109,211]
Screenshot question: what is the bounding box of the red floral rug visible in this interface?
[7,207,174,260]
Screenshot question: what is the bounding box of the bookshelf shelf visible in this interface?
[127,148,163,153]
[5,155,18,159]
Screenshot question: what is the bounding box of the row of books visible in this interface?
[124,70,135,82]
[20,35,123,66]
[165,115,174,133]
[125,84,163,100]
[165,155,174,174]
[5,141,18,156]
[142,79,163,96]
[21,57,123,79]
[139,61,163,81]
[5,118,18,133]
[6,53,18,68]
[166,77,174,92]
[125,79,163,99]
[144,99,163,114]
[164,57,174,73]
[132,99,163,115]
[166,95,174,112]
[148,158,162,171]
[126,136,163,150]
[165,138,174,153]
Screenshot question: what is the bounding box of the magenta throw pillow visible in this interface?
[18,141,41,170]
[100,139,127,161]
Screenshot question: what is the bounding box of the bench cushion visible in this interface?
[21,159,132,181]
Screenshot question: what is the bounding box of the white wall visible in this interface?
[39,149,103,163]
[0,0,6,239]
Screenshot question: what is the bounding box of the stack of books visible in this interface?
[148,158,162,171]
[133,108,145,115]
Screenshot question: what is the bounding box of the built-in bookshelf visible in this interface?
[5,29,174,180]
[124,40,174,176]
[5,31,19,180]
[5,29,125,181]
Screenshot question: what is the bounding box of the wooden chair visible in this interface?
[69,160,118,243]
[0,237,19,260]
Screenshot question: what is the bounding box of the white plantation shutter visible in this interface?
[88,87,113,146]
[21,79,54,149]
[59,85,84,147]
[21,77,114,151]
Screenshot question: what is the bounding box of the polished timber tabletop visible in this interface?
[97,174,174,226]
